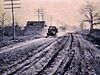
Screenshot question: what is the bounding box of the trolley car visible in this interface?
[46,26,58,37]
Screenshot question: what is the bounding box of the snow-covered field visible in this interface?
[0,33,100,75]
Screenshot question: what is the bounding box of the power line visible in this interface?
[44,12,68,28]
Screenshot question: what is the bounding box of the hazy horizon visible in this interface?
[0,0,100,28]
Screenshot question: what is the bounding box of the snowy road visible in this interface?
[0,33,100,75]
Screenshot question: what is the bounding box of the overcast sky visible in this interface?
[0,0,100,27]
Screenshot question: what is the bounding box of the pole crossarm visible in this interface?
[4,0,20,1]
[4,7,21,9]
[4,3,21,6]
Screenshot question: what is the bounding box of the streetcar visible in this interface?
[46,26,58,37]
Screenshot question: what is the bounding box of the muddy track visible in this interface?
[0,37,61,75]
[0,33,100,75]
[19,34,70,75]
[2,34,70,75]
[72,34,100,75]
[35,35,71,75]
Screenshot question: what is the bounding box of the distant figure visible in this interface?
[46,26,58,37]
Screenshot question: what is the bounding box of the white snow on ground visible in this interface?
[19,39,59,75]
[0,38,56,54]
[74,34,100,58]
[0,33,100,75]
[0,37,59,75]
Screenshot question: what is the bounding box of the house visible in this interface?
[24,21,45,35]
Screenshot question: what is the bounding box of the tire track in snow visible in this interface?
[63,34,100,75]
[35,34,71,75]
[3,35,68,75]
[19,34,69,75]
[0,38,59,75]
[1,33,100,75]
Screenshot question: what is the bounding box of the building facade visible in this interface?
[24,21,45,35]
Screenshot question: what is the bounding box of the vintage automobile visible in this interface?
[46,26,58,37]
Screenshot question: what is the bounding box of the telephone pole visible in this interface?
[34,9,44,21]
[41,14,44,21]
[56,20,59,28]
[50,16,52,26]
[34,9,44,34]
[4,0,21,40]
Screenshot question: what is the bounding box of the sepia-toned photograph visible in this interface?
[0,0,100,75]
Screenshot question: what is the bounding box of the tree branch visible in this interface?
[85,14,90,20]
[83,19,91,23]
[93,17,100,21]
[93,22,100,25]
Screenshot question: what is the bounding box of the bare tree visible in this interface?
[81,1,100,35]
[0,13,7,41]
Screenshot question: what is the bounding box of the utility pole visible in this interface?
[50,16,52,26]
[57,20,59,28]
[4,0,21,40]
[41,14,44,21]
[34,9,44,34]
[37,9,40,22]
[35,9,44,21]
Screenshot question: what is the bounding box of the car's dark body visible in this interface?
[46,26,58,37]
